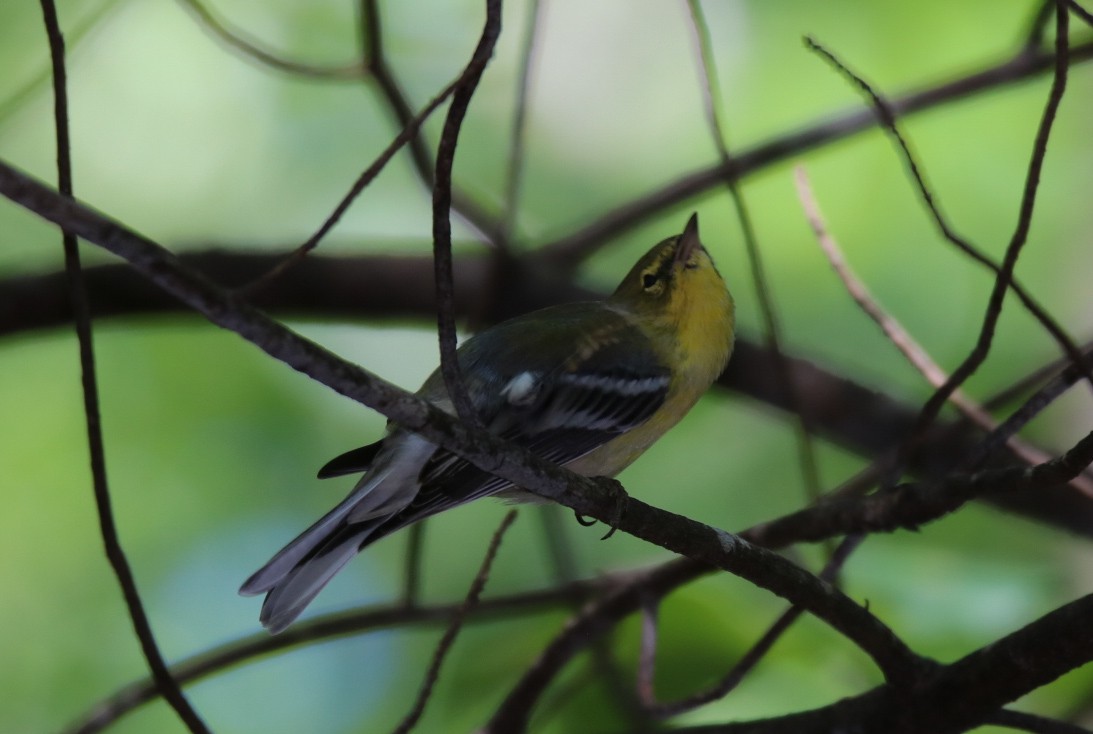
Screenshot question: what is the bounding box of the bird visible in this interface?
[240,213,735,633]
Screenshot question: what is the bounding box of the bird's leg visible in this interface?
[571,477,629,540]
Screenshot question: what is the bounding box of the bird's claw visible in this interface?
[571,477,629,540]
[573,512,598,527]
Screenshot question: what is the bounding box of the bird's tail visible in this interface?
[239,495,383,633]
[240,435,434,633]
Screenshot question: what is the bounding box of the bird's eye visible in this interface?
[642,273,658,289]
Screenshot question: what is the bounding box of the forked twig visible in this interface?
[499,0,545,242]
[391,510,518,734]
[358,0,499,244]
[238,73,464,294]
[804,27,1092,420]
[794,166,1093,497]
[538,38,1093,269]
[685,0,824,503]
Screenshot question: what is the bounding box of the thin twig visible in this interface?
[964,358,1088,472]
[0,0,122,127]
[391,510,518,734]
[37,3,210,733]
[239,74,465,293]
[804,31,1093,411]
[907,4,1072,445]
[177,0,362,79]
[537,37,1093,269]
[794,166,1093,497]
[499,0,544,243]
[983,340,1093,411]
[639,535,863,718]
[685,0,824,503]
[1025,0,1057,49]
[358,0,499,244]
[431,0,503,424]
[1068,1,1093,29]
[751,427,1093,549]
[65,574,604,734]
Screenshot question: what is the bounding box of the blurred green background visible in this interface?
[2,0,1092,732]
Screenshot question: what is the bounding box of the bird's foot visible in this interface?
[571,477,629,540]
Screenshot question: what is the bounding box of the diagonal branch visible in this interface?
[0,155,923,702]
[536,36,1093,269]
[673,589,1093,734]
[65,575,604,734]
[907,4,1072,449]
[358,0,500,244]
[803,32,1093,401]
[391,510,517,734]
[487,425,1093,732]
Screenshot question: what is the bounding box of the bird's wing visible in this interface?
[375,310,671,529]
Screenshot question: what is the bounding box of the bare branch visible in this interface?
[37,3,209,732]
[751,427,1093,549]
[537,38,1093,269]
[241,75,465,292]
[430,0,503,424]
[0,156,923,715]
[673,589,1093,733]
[177,0,362,79]
[499,0,544,243]
[391,510,517,734]
[66,576,604,734]
[794,166,1093,497]
[804,25,1091,440]
[358,0,499,244]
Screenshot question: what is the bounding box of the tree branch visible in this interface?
[536,36,1093,268]
[674,590,1093,734]
[0,155,923,709]
[38,3,210,732]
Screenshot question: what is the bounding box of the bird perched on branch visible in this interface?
[240,213,735,633]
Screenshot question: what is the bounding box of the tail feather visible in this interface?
[258,528,371,634]
[240,434,437,633]
[239,499,361,597]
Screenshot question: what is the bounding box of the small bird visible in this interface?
[240,214,735,633]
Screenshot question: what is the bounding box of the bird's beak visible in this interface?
[675,212,701,264]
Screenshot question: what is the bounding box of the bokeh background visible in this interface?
[2,0,1092,732]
